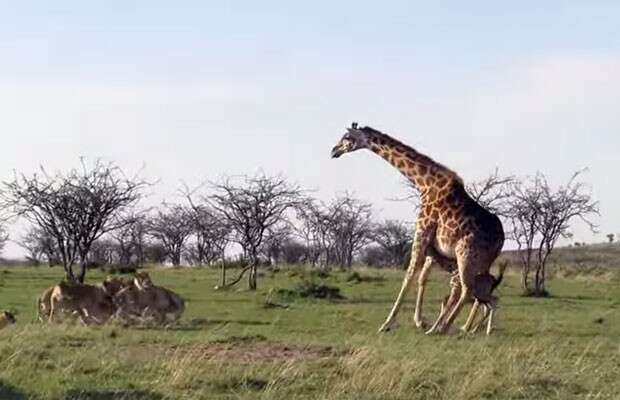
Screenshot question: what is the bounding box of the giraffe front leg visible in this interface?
[470,304,490,333]
[461,300,480,333]
[485,300,497,335]
[413,257,434,329]
[378,230,430,333]
[437,285,471,334]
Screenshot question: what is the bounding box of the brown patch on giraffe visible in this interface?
[436,177,448,188]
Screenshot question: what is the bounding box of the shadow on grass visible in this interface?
[0,381,27,400]
[125,318,270,332]
[60,389,163,400]
[552,294,600,301]
[208,318,271,326]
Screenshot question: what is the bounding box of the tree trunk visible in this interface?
[539,261,547,295]
[521,261,529,292]
[77,263,86,284]
[64,264,76,282]
[220,259,227,287]
[248,265,257,290]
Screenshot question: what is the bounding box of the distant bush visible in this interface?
[294,280,344,299]
[287,268,330,280]
[100,264,139,274]
[345,271,385,284]
[271,278,345,302]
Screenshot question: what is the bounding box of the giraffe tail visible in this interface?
[491,261,508,292]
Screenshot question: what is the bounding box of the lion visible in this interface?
[38,286,55,322]
[113,272,185,325]
[0,311,16,330]
[48,276,133,325]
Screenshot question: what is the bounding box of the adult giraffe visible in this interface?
[331,123,504,334]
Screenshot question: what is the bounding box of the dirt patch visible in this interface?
[169,336,334,364]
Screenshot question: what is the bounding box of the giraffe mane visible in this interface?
[359,126,464,184]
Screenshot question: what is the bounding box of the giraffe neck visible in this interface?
[366,130,460,195]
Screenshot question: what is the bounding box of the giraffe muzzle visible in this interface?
[331,145,345,158]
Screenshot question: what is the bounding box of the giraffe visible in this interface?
[331,123,505,334]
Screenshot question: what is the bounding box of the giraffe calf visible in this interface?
[439,262,507,335]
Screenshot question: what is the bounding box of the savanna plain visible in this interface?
[0,246,619,400]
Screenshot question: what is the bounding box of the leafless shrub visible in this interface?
[206,173,305,290]
[1,159,149,282]
[18,226,61,266]
[370,219,412,267]
[108,212,149,267]
[147,203,193,266]
[295,194,374,269]
[507,170,599,296]
[466,168,515,216]
[0,224,7,257]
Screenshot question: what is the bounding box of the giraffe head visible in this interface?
[331,122,371,158]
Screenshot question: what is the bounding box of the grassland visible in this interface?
[0,261,618,400]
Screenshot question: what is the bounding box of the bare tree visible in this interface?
[279,240,307,264]
[466,168,515,216]
[295,199,333,267]
[89,238,117,266]
[507,178,543,291]
[360,245,392,267]
[208,174,304,290]
[329,194,374,268]
[294,195,374,268]
[1,160,149,282]
[148,204,193,266]
[108,212,148,266]
[183,203,230,267]
[507,171,598,296]
[182,188,232,286]
[260,223,294,266]
[371,219,413,267]
[18,226,60,266]
[0,224,8,257]
[143,241,167,264]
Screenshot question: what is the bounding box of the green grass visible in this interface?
[0,265,619,400]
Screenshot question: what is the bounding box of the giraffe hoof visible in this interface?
[414,319,428,330]
[378,323,393,333]
[425,328,438,335]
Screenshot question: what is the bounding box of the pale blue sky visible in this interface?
[1,1,619,256]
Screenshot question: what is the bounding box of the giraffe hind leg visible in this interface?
[426,276,460,335]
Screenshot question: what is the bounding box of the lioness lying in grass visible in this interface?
[113,272,185,325]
